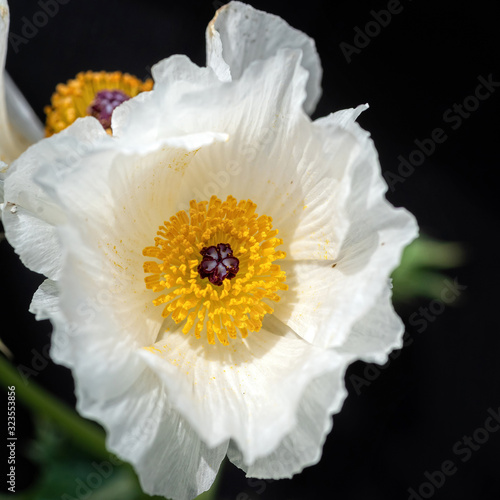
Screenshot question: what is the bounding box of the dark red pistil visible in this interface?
[87,89,130,129]
[198,243,239,286]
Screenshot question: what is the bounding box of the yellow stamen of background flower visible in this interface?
[143,195,288,346]
[44,71,153,136]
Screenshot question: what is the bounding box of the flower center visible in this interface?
[44,71,153,136]
[143,195,287,346]
[198,243,240,286]
[87,90,130,130]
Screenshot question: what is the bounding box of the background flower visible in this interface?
[1,1,499,499]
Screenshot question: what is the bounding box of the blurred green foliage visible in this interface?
[392,234,467,303]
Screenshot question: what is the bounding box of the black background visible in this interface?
[2,0,499,499]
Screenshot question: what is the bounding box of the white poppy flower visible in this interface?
[1,2,418,499]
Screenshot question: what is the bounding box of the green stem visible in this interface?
[0,354,108,460]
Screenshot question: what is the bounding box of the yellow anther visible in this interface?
[143,196,287,345]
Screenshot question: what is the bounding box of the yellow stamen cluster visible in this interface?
[143,195,288,346]
[44,71,153,136]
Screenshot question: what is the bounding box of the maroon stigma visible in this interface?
[198,243,240,286]
[87,89,130,129]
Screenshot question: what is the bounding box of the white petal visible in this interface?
[2,201,63,280]
[138,318,345,466]
[273,109,418,348]
[75,362,228,500]
[278,105,367,261]
[227,356,349,478]
[207,1,322,114]
[5,73,44,144]
[112,56,225,148]
[2,118,107,279]
[205,22,231,83]
[29,278,59,320]
[0,2,42,162]
[338,285,404,365]
[142,49,310,217]
[48,224,152,397]
[152,54,221,90]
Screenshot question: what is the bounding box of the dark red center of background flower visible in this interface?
[87,89,130,129]
[197,243,240,286]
